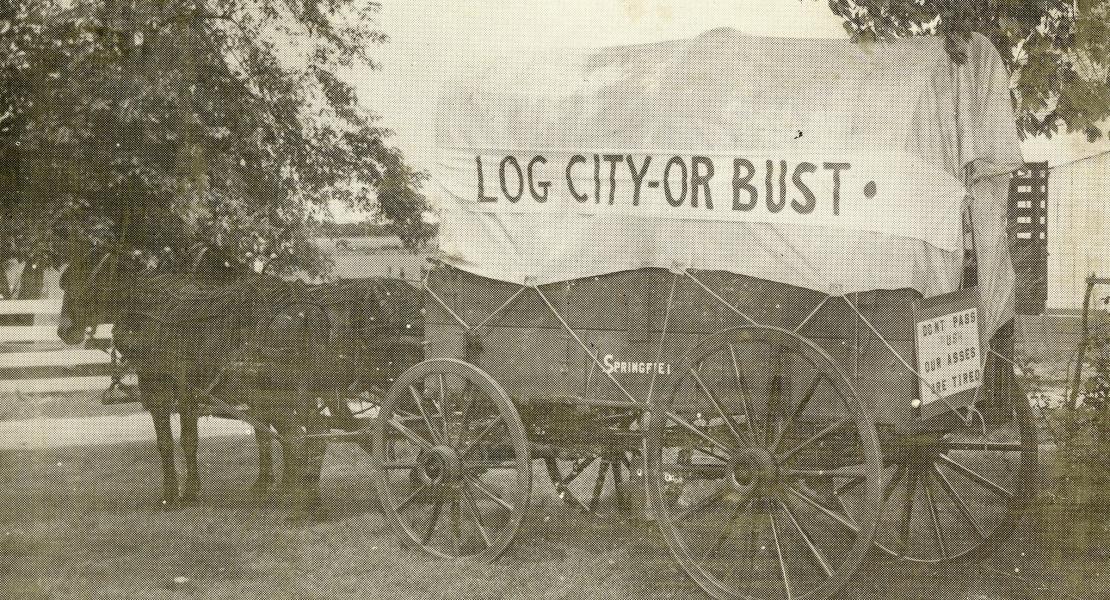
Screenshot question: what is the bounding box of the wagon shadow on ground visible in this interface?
[1,433,1104,600]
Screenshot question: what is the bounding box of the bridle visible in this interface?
[60,241,133,324]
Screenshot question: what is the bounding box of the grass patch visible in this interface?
[0,434,1103,599]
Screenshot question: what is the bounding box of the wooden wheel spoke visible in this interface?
[461,485,492,548]
[728,343,758,440]
[690,366,749,446]
[834,476,866,497]
[461,415,504,458]
[922,469,948,558]
[388,418,434,451]
[437,374,451,443]
[689,446,731,464]
[898,469,919,551]
[786,464,868,480]
[673,484,727,524]
[765,347,789,448]
[466,475,513,513]
[937,453,1013,499]
[779,417,852,463]
[779,499,835,578]
[940,441,1024,452]
[465,461,519,470]
[455,382,475,447]
[662,462,728,476]
[932,463,986,539]
[787,485,859,533]
[410,384,443,446]
[699,495,755,566]
[770,504,795,600]
[665,411,733,456]
[396,484,428,512]
[422,498,444,545]
[883,465,906,504]
[772,372,825,453]
[450,494,463,557]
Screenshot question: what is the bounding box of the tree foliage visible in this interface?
[1,0,434,279]
[827,0,1110,141]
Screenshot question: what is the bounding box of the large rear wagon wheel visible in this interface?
[837,378,1036,564]
[372,359,531,562]
[646,326,883,600]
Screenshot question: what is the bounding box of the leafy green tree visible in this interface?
[1,0,433,296]
[827,0,1110,141]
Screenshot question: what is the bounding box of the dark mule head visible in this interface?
[57,242,134,345]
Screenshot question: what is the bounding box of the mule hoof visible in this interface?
[156,495,180,510]
[248,481,273,498]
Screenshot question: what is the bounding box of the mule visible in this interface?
[57,244,329,509]
[57,242,423,511]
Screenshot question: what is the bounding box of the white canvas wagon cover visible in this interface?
[432,28,1024,335]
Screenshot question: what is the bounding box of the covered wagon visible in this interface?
[370,28,1036,600]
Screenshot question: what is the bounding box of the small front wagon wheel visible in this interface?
[646,326,883,600]
[372,359,531,562]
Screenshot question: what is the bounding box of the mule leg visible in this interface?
[146,397,179,508]
[251,426,275,495]
[300,401,327,516]
[272,416,303,495]
[179,396,200,505]
[271,410,324,518]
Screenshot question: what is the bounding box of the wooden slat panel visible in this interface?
[0,348,112,369]
[0,299,63,315]
[0,324,112,343]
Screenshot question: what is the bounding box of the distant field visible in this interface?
[317,236,435,282]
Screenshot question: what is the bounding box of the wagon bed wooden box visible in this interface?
[424,265,1015,432]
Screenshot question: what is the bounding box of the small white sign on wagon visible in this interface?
[914,288,984,418]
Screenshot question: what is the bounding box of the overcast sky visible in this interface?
[338,0,1109,219]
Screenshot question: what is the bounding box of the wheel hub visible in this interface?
[731,447,779,490]
[417,445,462,486]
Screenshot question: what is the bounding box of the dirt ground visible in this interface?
[0,412,1105,600]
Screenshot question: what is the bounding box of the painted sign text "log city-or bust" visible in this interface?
[474,153,869,217]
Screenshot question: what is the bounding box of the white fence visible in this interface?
[0,298,117,394]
